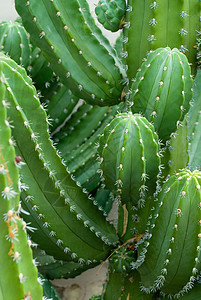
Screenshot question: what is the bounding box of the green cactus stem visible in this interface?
[54,102,123,193]
[95,0,126,32]
[34,247,97,280]
[44,80,80,133]
[103,269,155,299]
[39,273,61,299]
[130,47,193,142]
[161,117,189,180]
[0,20,32,68]
[188,69,201,170]
[0,52,118,264]
[28,44,54,92]
[15,0,125,106]
[0,79,43,299]
[98,112,161,208]
[124,0,201,79]
[135,170,201,298]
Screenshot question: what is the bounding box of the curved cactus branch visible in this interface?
[0,53,118,264]
[15,0,125,106]
[0,76,43,299]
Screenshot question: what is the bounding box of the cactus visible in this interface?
[0,52,119,264]
[98,112,161,207]
[95,0,126,32]
[15,0,125,106]
[0,20,32,68]
[129,47,193,142]
[135,170,201,298]
[0,78,43,298]
[0,0,201,298]
[124,0,201,79]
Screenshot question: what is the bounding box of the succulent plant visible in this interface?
[95,0,126,32]
[0,0,201,298]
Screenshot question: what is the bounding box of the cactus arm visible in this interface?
[125,1,200,77]
[15,0,124,105]
[131,47,193,142]
[99,113,160,207]
[0,53,118,263]
[34,247,98,280]
[0,79,43,299]
[136,170,201,297]
[0,21,31,68]
[53,103,122,192]
[183,0,201,72]
[39,273,61,299]
[152,1,183,50]
[55,105,109,154]
[125,0,153,80]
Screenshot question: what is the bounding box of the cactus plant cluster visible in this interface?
[1,0,201,299]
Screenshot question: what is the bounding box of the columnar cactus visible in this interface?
[98,112,161,207]
[135,170,201,298]
[124,0,201,78]
[130,47,193,142]
[0,79,43,299]
[0,0,200,298]
[15,0,125,106]
[0,20,31,68]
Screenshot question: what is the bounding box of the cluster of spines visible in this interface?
[0,20,32,69]
[130,47,193,142]
[15,0,125,105]
[123,0,201,80]
[95,0,126,32]
[0,52,118,264]
[0,79,43,299]
[134,170,201,298]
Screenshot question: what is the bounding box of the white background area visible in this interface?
[0,1,119,299]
